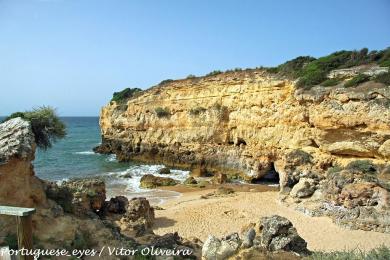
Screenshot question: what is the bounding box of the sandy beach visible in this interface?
[153,186,390,252]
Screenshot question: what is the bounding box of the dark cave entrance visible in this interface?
[251,162,280,185]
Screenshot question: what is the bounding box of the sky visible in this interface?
[0,0,389,116]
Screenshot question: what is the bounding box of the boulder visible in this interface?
[60,178,106,216]
[158,167,171,175]
[202,235,221,260]
[212,172,228,184]
[259,215,308,254]
[219,233,241,258]
[241,228,256,248]
[0,117,35,163]
[183,176,198,185]
[202,233,241,260]
[290,178,316,198]
[337,182,389,209]
[103,196,129,214]
[44,181,74,213]
[140,174,178,188]
[118,197,155,236]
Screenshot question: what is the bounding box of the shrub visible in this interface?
[189,106,207,116]
[226,68,243,73]
[159,79,174,85]
[374,72,390,85]
[378,47,390,67]
[320,78,342,87]
[294,48,377,89]
[206,70,222,77]
[344,74,370,88]
[154,107,170,118]
[265,67,279,74]
[186,74,196,79]
[277,56,316,78]
[111,88,142,103]
[3,106,66,150]
[346,160,377,174]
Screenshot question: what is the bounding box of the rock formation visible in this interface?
[96,68,390,232]
[139,174,178,188]
[202,214,308,259]
[0,117,201,258]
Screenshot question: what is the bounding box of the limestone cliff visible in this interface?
[97,69,390,232]
[98,69,389,178]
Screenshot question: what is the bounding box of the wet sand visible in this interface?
[152,186,390,252]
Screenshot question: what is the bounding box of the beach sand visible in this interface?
[152,186,390,252]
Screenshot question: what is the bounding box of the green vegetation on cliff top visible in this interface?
[111,87,142,103]
[111,47,390,100]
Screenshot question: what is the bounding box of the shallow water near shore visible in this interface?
[32,117,189,204]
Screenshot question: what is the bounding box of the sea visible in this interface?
[16,117,189,204]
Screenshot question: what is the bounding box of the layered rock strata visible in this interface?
[96,69,390,232]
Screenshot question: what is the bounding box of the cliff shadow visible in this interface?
[153,216,177,228]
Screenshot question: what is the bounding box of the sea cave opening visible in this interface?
[251,162,280,185]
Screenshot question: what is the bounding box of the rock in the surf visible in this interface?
[158,167,171,175]
[140,174,178,188]
[184,176,198,185]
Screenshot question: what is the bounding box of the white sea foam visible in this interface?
[56,178,69,185]
[103,164,190,204]
[106,154,117,162]
[74,151,95,155]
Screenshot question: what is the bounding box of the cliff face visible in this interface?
[98,70,390,180]
[98,69,390,232]
[0,118,47,208]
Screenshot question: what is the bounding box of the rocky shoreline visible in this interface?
[0,117,318,259]
[2,116,390,259]
[96,68,390,235]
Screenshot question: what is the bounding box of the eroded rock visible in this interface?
[140,174,178,188]
[290,178,316,198]
[259,215,308,254]
[117,197,155,236]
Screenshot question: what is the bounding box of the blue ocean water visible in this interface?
[6,117,188,204]
[34,117,126,180]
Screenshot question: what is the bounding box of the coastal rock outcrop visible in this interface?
[0,118,127,252]
[140,174,178,188]
[117,197,155,236]
[96,69,390,233]
[0,118,201,258]
[259,215,308,253]
[0,118,47,209]
[202,215,309,259]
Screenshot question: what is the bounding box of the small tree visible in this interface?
[3,106,66,150]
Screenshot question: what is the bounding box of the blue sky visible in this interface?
[0,0,389,116]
